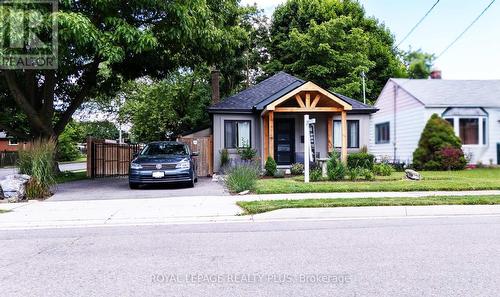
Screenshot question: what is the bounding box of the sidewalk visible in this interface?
[1,190,500,229]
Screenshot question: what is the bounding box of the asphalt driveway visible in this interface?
[50,177,228,201]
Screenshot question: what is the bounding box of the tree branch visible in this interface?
[0,123,28,139]
[54,60,100,135]
[1,71,54,136]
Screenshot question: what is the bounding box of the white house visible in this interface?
[370,78,500,166]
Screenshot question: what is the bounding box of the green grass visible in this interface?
[0,209,10,213]
[237,195,500,215]
[255,168,500,194]
[55,171,88,184]
[58,155,87,164]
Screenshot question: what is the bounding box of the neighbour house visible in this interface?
[370,77,500,165]
[0,131,21,152]
[207,72,378,172]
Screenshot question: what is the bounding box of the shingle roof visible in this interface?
[392,79,500,108]
[208,72,305,113]
[208,71,377,113]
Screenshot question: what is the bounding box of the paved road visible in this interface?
[1,216,499,297]
[50,177,228,201]
[0,162,86,178]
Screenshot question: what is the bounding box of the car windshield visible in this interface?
[140,143,188,156]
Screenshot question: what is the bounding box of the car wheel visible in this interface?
[188,173,195,188]
[129,182,140,189]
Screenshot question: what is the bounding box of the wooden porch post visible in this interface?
[263,113,269,161]
[341,110,348,164]
[327,115,333,153]
[269,111,274,160]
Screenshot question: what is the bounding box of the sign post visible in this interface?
[304,114,310,183]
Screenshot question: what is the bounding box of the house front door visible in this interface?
[274,119,295,165]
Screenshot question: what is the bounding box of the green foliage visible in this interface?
[400,49,435,79]
[57,129,81,162]
[373,163,395,176]
[362,168,375,181]
[347,152,375,170]
[266,0,406,100]
[347,167,362,181]
[290,163,305,175]
[119,71,212,141]
[413,114,466,171]
[77,121,119,142]
[225,163,260,193]
[18,139,57,199]
[220,149,230,168]
[264,157,278,176]
[327,152,346,181]
[310,168,323,182]
[237,143,258,161]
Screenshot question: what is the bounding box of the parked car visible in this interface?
[128,141,198,189]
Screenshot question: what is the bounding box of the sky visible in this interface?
[241,0,500,79]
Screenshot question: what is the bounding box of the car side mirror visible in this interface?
[191,152,199,157]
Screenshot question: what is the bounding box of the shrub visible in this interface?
[327,152,346,181]
[373,163,395,176]
[224,163,260,193]
[438,146,467,170]
[56,130,81,162]
[273,169,285,178]
[347,152,374,170]
[18,138,57,199]
[362,168,375,181]
[413,114,466,170]
[290,163,304,175]
[237,144,257,161]
[264,157,277,176]
[347,167,362,181]
[310,168,323,182]
[220,149,230,168]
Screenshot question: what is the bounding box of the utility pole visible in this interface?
[361,71,367,104]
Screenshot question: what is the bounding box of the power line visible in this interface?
[396,0,440,48]
[436,0,496,60]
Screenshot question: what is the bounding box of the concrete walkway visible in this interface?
[1,190,500,229]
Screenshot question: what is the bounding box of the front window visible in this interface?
[375,122,390,144]
[333,120,359,148]
[459,118,479,145]
[8,139,18,146]
[224,120,251,148]
[140,143,189,156]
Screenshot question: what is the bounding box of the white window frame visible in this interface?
[8,139,18,146]
[444,116,487,147]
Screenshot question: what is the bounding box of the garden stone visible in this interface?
[238,190,250,195]
[405,169,421,181]
[0,174,31,203]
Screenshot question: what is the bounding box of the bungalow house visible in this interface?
[208,72,377,172]
[370,78,500,165]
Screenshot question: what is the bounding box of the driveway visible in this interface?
[50,177,228,201]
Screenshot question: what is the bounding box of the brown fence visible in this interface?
[178,136,213,177]
[87,138,142,178]
[0,151,18,168]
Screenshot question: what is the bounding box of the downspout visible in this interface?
[393,84,398,162]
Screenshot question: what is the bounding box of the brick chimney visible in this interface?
[211,69,220,104]
[430,68,442,79]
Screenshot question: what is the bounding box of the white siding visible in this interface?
[369,80,426,164]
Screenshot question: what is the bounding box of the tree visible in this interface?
[0,0,248,140]
[77,121,120,142]
[119,71,211,142]
[413,114,467,170]
[265,0,406,100]
[400,49,435,79]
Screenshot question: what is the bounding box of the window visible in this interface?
[459,118,479,145]
[483,118,487,145]
[375,122,390,144]
[445,118,454,127]
[8,139,18,146]
[333,120,359,148]
[224,120,251,148]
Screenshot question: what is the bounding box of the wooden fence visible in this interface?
[178,135,213,177]
[0,151,18,168]
[87,138,142,178]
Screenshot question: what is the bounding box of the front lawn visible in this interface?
[255,168,500,194]
[238,195,500,214]
[55,171,88,184]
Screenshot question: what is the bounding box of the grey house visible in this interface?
[208,72,377,172]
